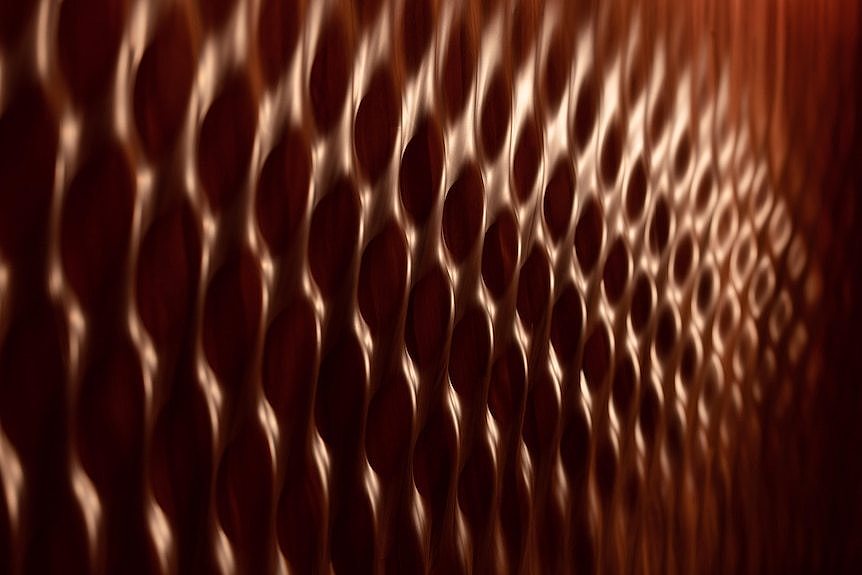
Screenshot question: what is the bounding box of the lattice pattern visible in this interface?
[0,0,858,573]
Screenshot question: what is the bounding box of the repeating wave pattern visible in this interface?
[0,0,860,573]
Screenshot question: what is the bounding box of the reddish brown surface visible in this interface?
[0,1,861,574]
[443,162,485,263]
[355,64,400,184]
[134,5,196,162]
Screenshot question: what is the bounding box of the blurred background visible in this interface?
[0,0,860,573]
